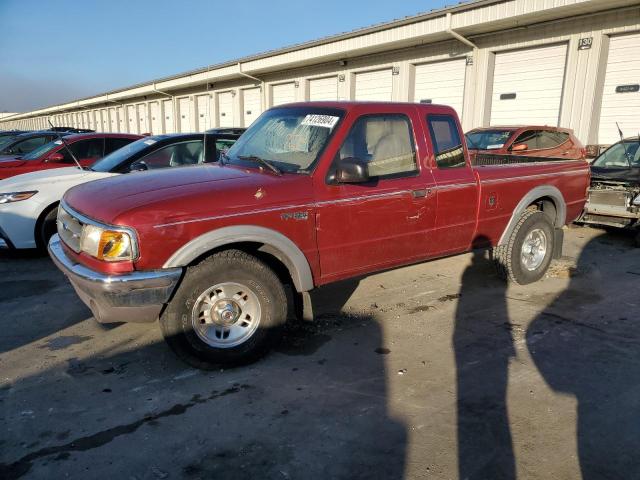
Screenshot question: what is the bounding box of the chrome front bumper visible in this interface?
[48,234,182,323]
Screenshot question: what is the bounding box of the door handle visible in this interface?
[412,188,432,198]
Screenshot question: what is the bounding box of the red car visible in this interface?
[0,133,142,180]
[50,102,589,367]
[465,126,585,163]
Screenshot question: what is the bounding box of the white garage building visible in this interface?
[1,0,639,148]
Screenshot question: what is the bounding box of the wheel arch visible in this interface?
[162,225,314,292]
[498,185,566,246]
[34,201,60,248]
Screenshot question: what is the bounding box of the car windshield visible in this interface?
[225,107,344,173]
[592,141,640,168]
[91,137,159,172]
[22,139,63,160]
[465,130,514,150]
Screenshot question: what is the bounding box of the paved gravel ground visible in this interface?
[1,226,639,480]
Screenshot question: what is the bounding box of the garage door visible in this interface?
[414,58,467,118]
[196,95,211,131]
[243,88,262,127]
[81,112,89,129]
[355,69,393,101]
[162,100,175,133]
[116,106,125,132]
[149,102,161,134]
[309,76,338,101]
[178,97,193,132]
[272,83,296,106]
[100,109,108,131]
[490,43,567,126]
[126,105,137,133]
[598,32,640,144]
[109,108,117,132]
[137,104,149,134]
[218,92,234,128]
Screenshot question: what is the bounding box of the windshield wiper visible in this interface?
[238,155,282,176]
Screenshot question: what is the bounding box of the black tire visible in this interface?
[36,206,59,251]
[493,210,555,285]
[160,249,287,369]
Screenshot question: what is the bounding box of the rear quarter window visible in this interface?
[427,115,465,168]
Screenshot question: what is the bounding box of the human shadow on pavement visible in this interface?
[0,277,407,480]
[454,240,516,480]
[527,234,640,479]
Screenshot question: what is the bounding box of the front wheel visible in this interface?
[160,249,287,369]
[494,210,555,285]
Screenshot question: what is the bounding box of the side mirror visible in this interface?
[336,157,369,183]
[511,143,528,152]
[129,160,148,172]
[46,152,65,163]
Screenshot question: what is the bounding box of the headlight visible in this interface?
[0,191,37,204]
[633,194,640,206]
[80,224,134,262]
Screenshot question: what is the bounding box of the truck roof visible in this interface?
[274,101,458,113]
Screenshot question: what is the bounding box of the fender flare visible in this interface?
[162,225,314,292]
[498,185,566,245]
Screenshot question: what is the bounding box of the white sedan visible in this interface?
[0,132,241,250]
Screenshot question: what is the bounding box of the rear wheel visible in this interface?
[160,249,287,369]
[494,210,555,285]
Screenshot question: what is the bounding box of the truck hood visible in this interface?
[64,164,312,226]
[591,166,640,186]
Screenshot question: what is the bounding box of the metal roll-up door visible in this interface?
[137,104,149,134]
[108,108,117,132]
[149,102,161,134]
[355,69,393,101]
[117,106,125,132]
[272,83,296,106]
[178,97,193,132]
[490,43,567,126]
[598,32,640,144]
[243,88,262,127]
[100,109,107,131]
[414,58,467,118]
[309,76,338,101]
[162,100,175,133]
[196,95,211,131]
[95,110,104,132]
[218,92,234,127]
[126,105,137,133]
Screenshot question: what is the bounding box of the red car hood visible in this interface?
[0,155,26,167]
[64,164,312,227]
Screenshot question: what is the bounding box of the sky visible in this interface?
[0,0,452,113]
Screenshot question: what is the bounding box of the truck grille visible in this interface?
[57,206,83,253]
[588,189,630,208]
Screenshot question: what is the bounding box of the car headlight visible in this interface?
[80,224,135,262]
[0,191,38,204]
[633,194,640,206]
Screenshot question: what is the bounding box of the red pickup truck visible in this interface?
[49,102,589,368]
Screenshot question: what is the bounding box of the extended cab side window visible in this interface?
[512,130,539,150]
[337,114,417,178]
[427,115,465,168]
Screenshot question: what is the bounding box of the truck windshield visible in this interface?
[592,141,640,168]
[91,137,160,172]
[225,107,344,173]
[465,129,514,150]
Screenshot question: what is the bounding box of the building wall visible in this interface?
[1,4,638,146]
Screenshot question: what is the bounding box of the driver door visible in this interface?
[314,110,437,284]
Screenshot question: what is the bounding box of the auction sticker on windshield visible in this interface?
[301,114,339,129]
